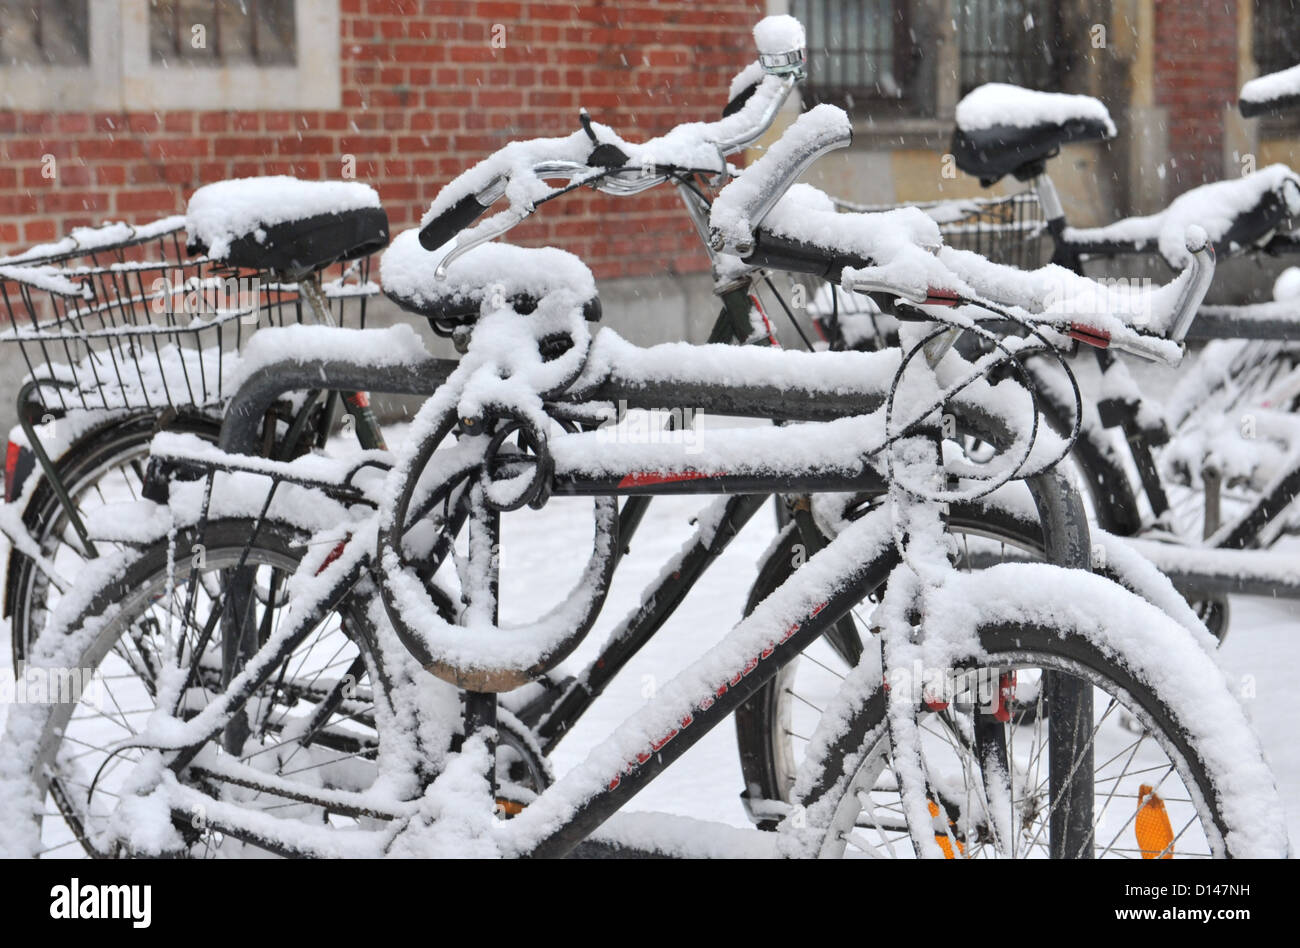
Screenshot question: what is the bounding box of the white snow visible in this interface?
[0,264,91,299]
[186,177,382,260]
[752,14,805,57]
[231,322,432,389]
[381,229,596,311]
[0,217,187,267]
[955,83,1117,136]
[1241,62,1300,108]
[1065,164,1300,266]
[709,105,853,247]
[727,60,766,102]
[420,73,791,232]
[1275,267,1300,301]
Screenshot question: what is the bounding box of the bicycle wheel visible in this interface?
[1161,339,1300,543]
[789,570,1286,859]
[736,500,1048,826]
[6,410,220,664]
[0,517,412,858]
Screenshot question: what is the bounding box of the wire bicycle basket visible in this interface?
[785,189,1048,351]
[0,218,379,416]
[834,189,1048,269]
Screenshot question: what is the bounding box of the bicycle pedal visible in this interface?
[740,792,791,826]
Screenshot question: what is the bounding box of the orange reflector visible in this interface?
[928,798,965,859]
[1135,784,1174,859]
[495,798,525,817]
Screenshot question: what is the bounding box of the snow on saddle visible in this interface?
[951,83,1117,186]
[380,228,602,327]
[185,175,390,279]
[951,83,1300,267]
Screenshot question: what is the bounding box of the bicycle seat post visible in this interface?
[297,271,337,328]
[297,271,388,451]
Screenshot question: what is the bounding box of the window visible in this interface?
[793,0,930,115]
[793,0,1064,121]
[955,0,1063,95]
[1253,0,1300,79]
[149,0,296,67]
[0,0,89,66]
[0,0,336,110]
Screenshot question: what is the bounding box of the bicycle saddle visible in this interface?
[951,84,1116,185]
[381,228,602,327]
[185,176,390,279]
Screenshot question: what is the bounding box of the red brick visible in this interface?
[24,220,57,243]
[43,191,110,213]
[115,189,180,213]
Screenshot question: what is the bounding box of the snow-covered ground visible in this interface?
[494,488,1300,845]
[1,417,1295,851]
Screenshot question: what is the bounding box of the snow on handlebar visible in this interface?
[416,14,809,277]
[839,228,1216,367]
[708,104,853,256]
[706,98,1217,367]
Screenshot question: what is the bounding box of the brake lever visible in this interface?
[434,204,530,280]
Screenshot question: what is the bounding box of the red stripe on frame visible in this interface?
[617,470,712,489]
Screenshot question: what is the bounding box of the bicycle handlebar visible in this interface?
[709,104,853,255]
[417,15,807,275]
[418,190,496,252]
[831,227,1216,367]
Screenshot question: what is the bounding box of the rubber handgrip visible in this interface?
[745,228,872,281]
[419,192,490,251]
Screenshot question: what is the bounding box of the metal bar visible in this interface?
[526,539,903,858]
[15,379,98,558]
[535,493,767,751]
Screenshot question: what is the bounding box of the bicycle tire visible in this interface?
[6,409,221,664]
[790,606,1286,858]
[1,517,404,858]
[735,500,1229,826]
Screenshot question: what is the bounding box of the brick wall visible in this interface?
[1153,0,1240,192]
[0,0,761,279]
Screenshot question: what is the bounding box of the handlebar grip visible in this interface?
[744,228,872,280]
[419,193,491,251]
[709,104,852,253]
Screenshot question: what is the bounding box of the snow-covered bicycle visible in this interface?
[0,191,389,668]
[0,22,1282,856]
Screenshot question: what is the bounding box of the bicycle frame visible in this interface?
[132,294,1105,859]
[953,168,1300,565]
